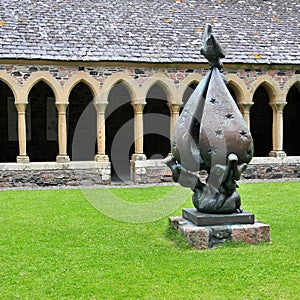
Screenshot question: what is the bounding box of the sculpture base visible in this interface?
[182,208,254,226]
[169,215,270,250]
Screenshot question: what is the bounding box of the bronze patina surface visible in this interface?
[165,24,253,214]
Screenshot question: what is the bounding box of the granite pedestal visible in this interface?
[169,208,270,250]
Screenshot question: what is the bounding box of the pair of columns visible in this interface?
[94,102,182,162]
[15,102,69,163]
[239,101,287,157]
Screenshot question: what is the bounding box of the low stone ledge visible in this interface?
[169,216,270,250]
[0,163,111,188]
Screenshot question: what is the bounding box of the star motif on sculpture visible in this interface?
[208,146,218,155]
[239,130,248,141]
[215,129,223,137]
[225,113,234,119]
[210,98,217,104]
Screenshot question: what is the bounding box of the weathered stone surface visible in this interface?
[180,223,210,250]
[231,222,270,244]
[0,162,111,188]
[169,216,270,250]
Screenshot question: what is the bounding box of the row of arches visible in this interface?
[1,70,299,106]
[0,70,299,179]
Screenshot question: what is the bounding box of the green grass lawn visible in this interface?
[0,182,299,299]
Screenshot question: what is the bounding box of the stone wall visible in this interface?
[242,157,300,180]
[1,63,299,91]
[132,157,300,184]
[0,157,299,189]
[0,161,111,189]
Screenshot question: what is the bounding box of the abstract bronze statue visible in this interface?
[165,24,253,214]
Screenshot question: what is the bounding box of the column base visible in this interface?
[131,153,147,161]
[16,155,30,163]
[130,153,147,183]
[94,154,109,162]
[56,155,70,163]
[269,150,286,158]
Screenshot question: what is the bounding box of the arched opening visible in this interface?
[250,86,273,156]
[283,84,300,155]
[180,82,198,114]
[105,82,134,181]
[27,81,57,162]
[0,81,18,162]
[144,84,170,159]
[68,82,96,160]
[227,85,239,106]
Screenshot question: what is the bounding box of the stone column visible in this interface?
[269,102,287,158]
[240,102,253,129]
[94,102,109,162]
[56,103,70,163]
[130,102,147,183]
[131,102,146,159]
[169,103,182,141]
[15,103,30,163]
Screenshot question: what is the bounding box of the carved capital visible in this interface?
[15,103,28,113]
[131,102,146,114]
[240,102,254,112]
[168,103,182,114]
[94,102,108,113]
[270,102,287,113]
[55,102,69,113]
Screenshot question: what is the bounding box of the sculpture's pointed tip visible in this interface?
[200,23,226,69]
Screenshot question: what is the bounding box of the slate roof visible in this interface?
[0,0,299,64]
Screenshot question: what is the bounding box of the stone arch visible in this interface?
[22,71,63,103]
[141,73,178,104]
[27,81,58,162]
[101,72,140,103]
[281,75,300,101]
[179,73,202,101]
[0,71,22,102]
[250,85,273,156]
[249,75,280,104]
[105,80,135,180]
[68,81,96,160]
[226,74,250,105]
[143,76,172,160]
[0,78,19,162]
[283,80,300,155]
[63,71,100,103]
[179,73,202,111]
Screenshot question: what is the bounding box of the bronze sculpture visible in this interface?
[165,24,253,214]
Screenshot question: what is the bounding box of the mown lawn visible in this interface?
[0,182,299,299]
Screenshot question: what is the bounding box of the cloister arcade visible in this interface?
[0,70,299,180]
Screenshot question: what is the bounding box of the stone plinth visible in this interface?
[169,216,270,250]
[182,208,255,226]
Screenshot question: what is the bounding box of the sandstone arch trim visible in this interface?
[22,71,63,103]
[100,72,140,103]
[250,75,281,104]
[178,73,203,103]
[0,70,22,101]
[226,74,251,104]
[281,75,300,100]
[141,73,179,104]
[63,71,100,103]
